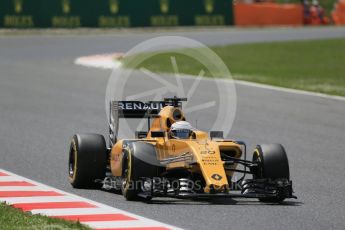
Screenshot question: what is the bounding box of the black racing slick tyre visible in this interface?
[252,144,290,202]
[121,142,161,201]
[68,134,107,189]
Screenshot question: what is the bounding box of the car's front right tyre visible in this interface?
[252,144,290,203]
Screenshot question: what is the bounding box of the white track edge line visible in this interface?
[84,220,170,228]
[0,186,53,191]
[0,196,83,204]
[234,80,345,102]
[31,208,121,216]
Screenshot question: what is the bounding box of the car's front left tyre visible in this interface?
[121,142,161,201]
[68,134,107,188]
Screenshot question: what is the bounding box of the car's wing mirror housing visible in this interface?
[136,131,148,139]
[151,131,165,138]
[210,131,223,139]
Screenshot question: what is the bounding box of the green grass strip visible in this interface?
[0,202,91,230]
[122,38,345,96]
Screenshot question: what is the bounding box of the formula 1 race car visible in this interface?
[68,97,296,202]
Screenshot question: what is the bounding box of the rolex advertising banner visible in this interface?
[1,0,36,27]
[0,0,233,28]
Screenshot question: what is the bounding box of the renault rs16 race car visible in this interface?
[68,97,296,202]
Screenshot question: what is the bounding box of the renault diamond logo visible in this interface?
[211,174,222,181]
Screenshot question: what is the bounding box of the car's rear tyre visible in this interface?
[68,134,107,188]
[252,144,290,203]
[121,142,161,201]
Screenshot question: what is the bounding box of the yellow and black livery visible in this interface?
[68,97,296,202]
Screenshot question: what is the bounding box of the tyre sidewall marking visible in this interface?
[123,147,132,195]
[69,137,78,183]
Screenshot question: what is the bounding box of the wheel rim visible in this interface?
[68,140,77,179]
[121,150,132,193]
[253,149,263,178]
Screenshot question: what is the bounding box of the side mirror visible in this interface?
[136,131,147,139]
[210,131,223,139]
[151,131,165,138]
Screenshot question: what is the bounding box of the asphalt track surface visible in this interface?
[1,27,345,230]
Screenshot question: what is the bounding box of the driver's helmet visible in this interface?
[170,121,196,139]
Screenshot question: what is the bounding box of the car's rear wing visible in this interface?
[109,97,186,146]
[112,101,166,118]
